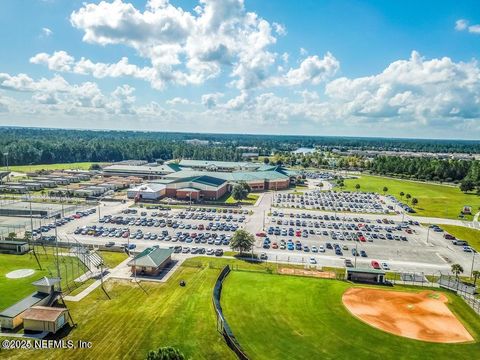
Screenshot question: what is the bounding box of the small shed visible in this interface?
[346,268,386,284]
[0,240,30,254]
[128,246,173,276]
[22,306,68,334]
[0,277,61,330]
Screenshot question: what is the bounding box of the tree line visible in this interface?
[1,127,479,168]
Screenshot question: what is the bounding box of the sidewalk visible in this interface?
[64,257,131,302]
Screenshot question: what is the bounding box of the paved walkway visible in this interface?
[64,257,131,302]
[64,254,186,302]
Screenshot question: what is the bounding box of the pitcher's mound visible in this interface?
[6,269,35,279]
[342,288,473,343]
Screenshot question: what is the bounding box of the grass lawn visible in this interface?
[0,248,87,311]
[440,225,480,252]
[0,162,109,173]
[222,271,480,360]
[224,193,259,205]
[341,174,480,220]
[7,258,238,360]
[98,250,128,268]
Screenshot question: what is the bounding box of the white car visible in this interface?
[311,246,318,253]
[318,245,325,253]
[309,257,317,264]
[381,262,390,270]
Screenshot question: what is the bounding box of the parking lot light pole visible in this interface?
[354,242,358,268]
[471,252,476,278]
[426,226,430,245]
[262,210,266,231]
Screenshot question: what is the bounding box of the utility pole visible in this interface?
[426,226,430,245]
[354,242,358,268]
[54,222,61,292]
[3,152,9,171]
[471,251,476,278]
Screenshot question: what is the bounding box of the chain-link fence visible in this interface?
[213,265,249,360]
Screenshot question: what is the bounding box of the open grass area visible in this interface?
[0,248,87,311]
[341,174,480,220]
[222,271,480,360]
[7,258,238,360]
[6,256,479,359]
[98,250,128,268]
[0,162,109,173]
[224,193,260,205]
[440,225,480,252]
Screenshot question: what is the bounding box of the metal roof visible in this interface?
[32,277,61,287]
[346,268,386,275]
[0,240,28,245]
[177,159,259,169]
[165,169,289,182]
[129,183,166,192]
[103,164,179,174]
[0,292,48,318]
[127,246,173,268]
[169,175,227,187]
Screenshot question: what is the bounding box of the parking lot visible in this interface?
[252,203,477,273]
[29,189,479,275]
[43,206,252,257]
[273,190,391,214]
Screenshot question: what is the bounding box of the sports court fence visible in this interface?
[212,265,249,360]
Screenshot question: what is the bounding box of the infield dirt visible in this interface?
[342,288,473,343]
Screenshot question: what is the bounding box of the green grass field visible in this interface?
[7,258,237,360]
[98,250,128,268]
[0,248,87,311]
[440,225,480,252]
[222,271,480,360]
[341,174,480,220]
[224,193,260,205]
[5,257,480,359]
[0,162,109,173]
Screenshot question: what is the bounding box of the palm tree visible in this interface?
[382,186,388,195]
[405,193,411,203]
[399,191,405,199]
[472,270,480,286]
[355,184,360,191]
[411,198,418,207]
[451,263,464,283]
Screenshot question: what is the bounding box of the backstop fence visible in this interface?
[212,265,249,360]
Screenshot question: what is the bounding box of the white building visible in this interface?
[127,183,166,201]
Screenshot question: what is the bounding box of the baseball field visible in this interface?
[2,258,479,360]
[221,271,480,360]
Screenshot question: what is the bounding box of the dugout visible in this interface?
[346,268,386,284]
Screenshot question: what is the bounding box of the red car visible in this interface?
[272,242,278,249]
[256,232,266,237]
[371,260,381,269]
[358,235,366,242]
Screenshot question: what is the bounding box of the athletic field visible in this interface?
[222,271,480,360]
[341,174,480,220]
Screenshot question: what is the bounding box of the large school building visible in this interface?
[108,160,296,201]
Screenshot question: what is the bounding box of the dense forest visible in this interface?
[0,127,479,167]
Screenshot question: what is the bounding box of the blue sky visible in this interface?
[0,0,479,139]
